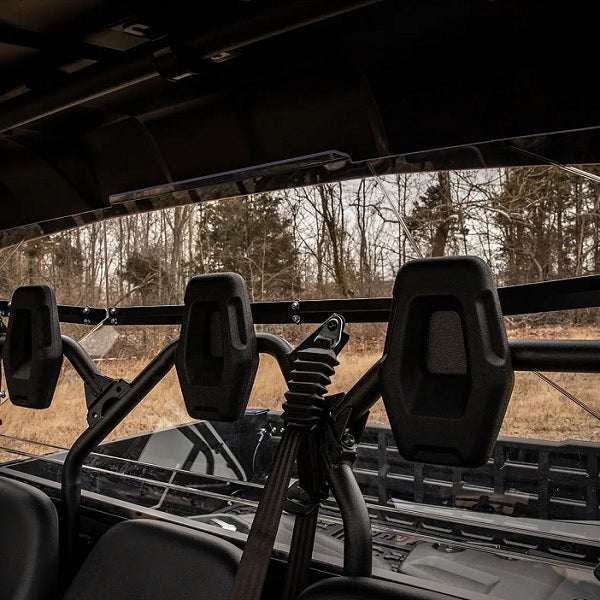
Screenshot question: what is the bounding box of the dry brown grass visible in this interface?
[0,325,599,457]
[502,325,600,441]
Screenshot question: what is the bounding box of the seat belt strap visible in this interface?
[229,315,347,600]
[282,430,326,600]
[229,426,302,600]
[282,510,319,600]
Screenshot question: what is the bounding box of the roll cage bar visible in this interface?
[3,272,600,326]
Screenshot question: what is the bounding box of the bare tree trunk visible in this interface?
[431,171,452,257]
[355,180,371,294]
[319,183,353,296]
[594,184,600,272]
[574,180,584,276]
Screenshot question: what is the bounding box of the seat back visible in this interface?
[298,576,462,600]
[63,519,241,600]
[0,477,58,600]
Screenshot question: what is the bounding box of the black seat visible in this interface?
[62,519,241,600]
[298,576,461,600]
[0,476,58,600]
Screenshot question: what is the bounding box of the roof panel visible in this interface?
[1,1,600,240]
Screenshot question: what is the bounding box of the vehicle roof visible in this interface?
[0,1,598,245]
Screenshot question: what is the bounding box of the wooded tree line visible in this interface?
[1,166,599,316]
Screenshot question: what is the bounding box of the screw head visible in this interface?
[327,318,338,331]
[83,306,91,315]
[109,307,117,315]
[110,318,118,325]
[0,391,6,399]
[291,314,301,324]
[83,318,91,325]
[291,301,300,311]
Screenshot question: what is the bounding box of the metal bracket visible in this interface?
[321,394,358,469]
[290,313,348,359]
[84,376,131,427]
[284,481,323,516]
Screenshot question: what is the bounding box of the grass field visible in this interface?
[0,325,599,455]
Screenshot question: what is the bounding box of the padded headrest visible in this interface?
[2,285,63,409]
[176,273,258,422]
[379,256,514,467]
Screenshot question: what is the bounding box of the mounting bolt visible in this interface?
[90,411,99,421]
[83,306,91,315]
[83,318,91,325]
[327,318,338,331]
[291,301,300,311]
[292,314,301,325]
[109,307,117,315]
[0,391,6,399]
[110,318,118,326]
[341,432,355,448]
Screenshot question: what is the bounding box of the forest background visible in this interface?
[3,165,600,315]
[1,165,600,445]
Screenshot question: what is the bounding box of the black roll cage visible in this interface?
[3,272,599,326]
[2,269,600,587]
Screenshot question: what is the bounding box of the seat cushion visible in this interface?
[0,476,58,600]
[298,576,461,600]
[63,519,242,600]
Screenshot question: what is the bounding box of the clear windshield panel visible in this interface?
[1,165,599,599]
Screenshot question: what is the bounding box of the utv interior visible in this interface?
[0,2,599,600]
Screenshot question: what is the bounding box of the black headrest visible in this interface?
[176,273,258,422]
[2,285,63,409]
[379,256,514,467]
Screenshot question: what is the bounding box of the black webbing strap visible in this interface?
[282,510,319,600]
[282,430,327,600]
[230,315,346,600]
[229,426,303,600]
